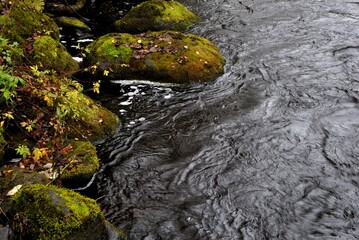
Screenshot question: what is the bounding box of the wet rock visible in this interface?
[0,226,10,240]
[84,31,225,84]
[46,0,86,14]
[60,140,99,188]
[114,0,199,33]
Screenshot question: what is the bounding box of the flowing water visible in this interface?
[92,1,359,239]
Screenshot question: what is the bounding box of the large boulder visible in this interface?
[114,0,199,33]
[0,2,59,44]
[84,31,225,84]
[32,36,79,73]
[9,184,109,240]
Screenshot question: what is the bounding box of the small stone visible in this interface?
[43,163,53,169]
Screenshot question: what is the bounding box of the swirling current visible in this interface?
[92,1,359,239]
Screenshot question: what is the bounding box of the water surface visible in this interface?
[95,1,359,239]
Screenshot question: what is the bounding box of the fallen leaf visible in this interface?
[6,185,22,196]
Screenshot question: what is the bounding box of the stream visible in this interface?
[90,1,359,239]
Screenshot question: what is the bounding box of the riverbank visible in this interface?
[0,0,224,238]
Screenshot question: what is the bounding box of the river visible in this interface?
[91,1,359,239]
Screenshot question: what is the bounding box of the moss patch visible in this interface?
[10,184,106,240]
[85,31,225,84]
[33,36,79,73]
[115,0,199,33]
[0,2,59,44]
[60,140,99,188]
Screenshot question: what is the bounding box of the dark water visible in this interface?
[94,1,359,239]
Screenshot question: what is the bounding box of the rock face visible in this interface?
[115,0,199,33]
[32,36,79,73]
[85,31,225,84]
[9,184,108,240]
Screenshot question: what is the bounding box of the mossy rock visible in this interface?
[0,2,59,44]
[55,16,91,32]
[9,184,108,240]
[114,0,199,33]
[84,31,225,84]
[60,140,99,188]
[66,95,119,141]
[33,36,79,73]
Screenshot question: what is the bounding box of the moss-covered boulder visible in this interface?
[0,2,60,44]
[55,16,91,32]
[66,95,119,141]
[9,184,108,240]
[32,36,79,73]
[84,31,225,84]
[60,140,99,188]
[114,0,199,33]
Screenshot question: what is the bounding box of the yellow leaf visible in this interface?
[33,147,46,161]
[26,125,33,132]
[3,112,14,120]
[103,70,109,76]
[93,80,101,94]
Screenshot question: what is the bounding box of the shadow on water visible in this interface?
[93,1,359,239]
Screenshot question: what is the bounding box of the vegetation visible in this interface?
[0,2,120,237]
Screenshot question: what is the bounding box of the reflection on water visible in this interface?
[95,1,359,239]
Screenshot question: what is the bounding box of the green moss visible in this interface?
[84,31,225,84]
[115,0,199,33]
[60,140,99,187]
[33,36,79,73]
[66,95,119,141]
[10,184,106,240]
[86,33,134,70]
[0,3,59,44]
[56,17,91,32]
